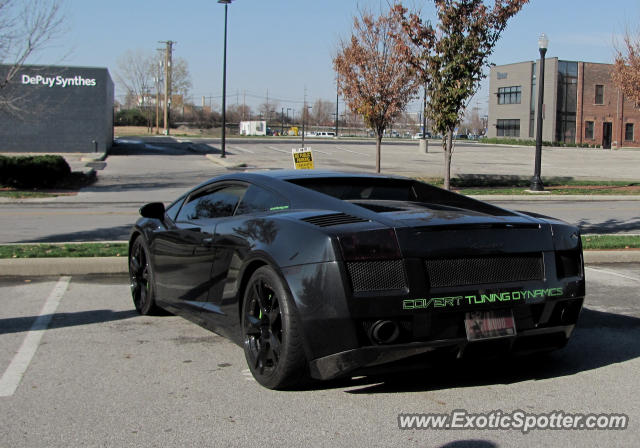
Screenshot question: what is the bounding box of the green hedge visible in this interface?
[0,155,72,188]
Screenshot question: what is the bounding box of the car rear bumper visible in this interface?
[308,324,575,380]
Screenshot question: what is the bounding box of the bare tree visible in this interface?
[612,28,640,106]
[334,8,417,173]
[470,106,483,135]
[0,0,66,114]
[311,99,333,126]
[171,57,192,100]
[116,49,192,111]
[258,101,279,121]
[226,103,253,123]
[395,0,529,189]
[115,49,155,110]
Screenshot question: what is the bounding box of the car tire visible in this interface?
[129,236,161,315]
[242,265,307,389]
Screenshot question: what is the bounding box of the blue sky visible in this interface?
[37,0,640,116]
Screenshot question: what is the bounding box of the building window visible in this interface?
[529,63,536,138]
[496,119,520,137]
[556,61,578,143]
[585,121,594,140]
[625,123,634,141]
[595,85,604,105]
[497,86,522,105]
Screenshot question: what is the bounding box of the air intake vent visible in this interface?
[301,213,369,227]
[347,260,407,292]
[425,254,543,288]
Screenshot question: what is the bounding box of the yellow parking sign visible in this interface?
[292,148,314,169]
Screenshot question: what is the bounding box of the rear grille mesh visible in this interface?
[347,260,407,292]
[301,213,369,227]
[425,254,543,288]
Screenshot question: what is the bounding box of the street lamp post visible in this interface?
[218,0,233,158]
[530,33,548,191]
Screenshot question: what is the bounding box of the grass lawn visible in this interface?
[581,234,640,250]
[0,243,128,259]
[0,190,61,199]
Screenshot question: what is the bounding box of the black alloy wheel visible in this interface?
[242,266,306,389]
[129,237,160,315]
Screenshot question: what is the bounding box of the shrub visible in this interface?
[0,155,71,188]
[115,109,150,126]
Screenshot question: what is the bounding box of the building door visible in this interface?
[603,122,612,149]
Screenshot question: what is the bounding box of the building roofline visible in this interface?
[491,57,558,69]
[0,63,111,72]
[491,58,614,69]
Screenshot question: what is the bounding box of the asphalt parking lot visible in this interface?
[1,265,639,447]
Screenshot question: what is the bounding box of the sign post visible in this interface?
[292,148,314,170]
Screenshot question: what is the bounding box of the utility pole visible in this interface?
[335,83,339,137]
[266,89,269,122]
[160,40,174,135]
[301,87,307,148]
[155,53,162,135]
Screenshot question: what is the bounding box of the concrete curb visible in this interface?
[80,152,107,162]
[0,257,128,276]
[583,250,640,264]
[205,153,248,169]
[0,250,637,277]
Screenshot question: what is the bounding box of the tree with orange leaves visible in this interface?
[612,29,640,107]
[334,9,418,173]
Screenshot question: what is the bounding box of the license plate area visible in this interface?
[465,309,516,341]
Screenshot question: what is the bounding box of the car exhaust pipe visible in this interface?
[369,320,400,345]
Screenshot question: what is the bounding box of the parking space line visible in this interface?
[305,147,331,155]
[585,267,640,282]
[0,276,71,398]
[266,146,290,154]
[335,145,368,156]
[229,146,254,154]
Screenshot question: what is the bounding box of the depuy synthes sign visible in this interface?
[21,74,98,88]
[0,65,114,153]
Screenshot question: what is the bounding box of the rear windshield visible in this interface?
[288,177,514,216]
[289,178,416,201]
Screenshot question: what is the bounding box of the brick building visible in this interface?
[488,59,640,148]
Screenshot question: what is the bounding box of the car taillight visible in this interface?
[339,229,402,261]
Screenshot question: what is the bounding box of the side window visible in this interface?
[236,185,289,215]
[177,185,247,222]
[165,194,187,222]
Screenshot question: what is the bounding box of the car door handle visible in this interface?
[202,237,213,246]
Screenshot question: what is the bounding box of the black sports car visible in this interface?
[128,170,585,389]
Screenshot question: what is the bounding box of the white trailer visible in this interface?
[239,120,267,136]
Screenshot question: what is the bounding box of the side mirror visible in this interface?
[139,202,165,220]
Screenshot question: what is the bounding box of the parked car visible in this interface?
[129,171,585,389]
